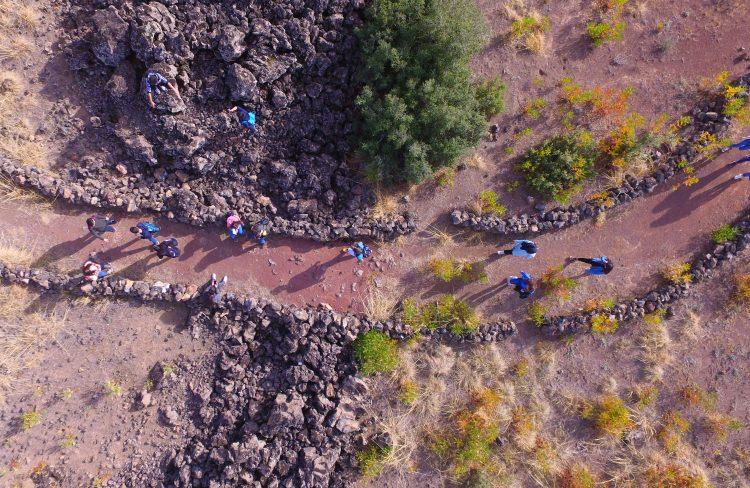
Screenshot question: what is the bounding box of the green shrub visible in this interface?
[402,295,480,335]
[591,394,633,437]
[586,21,625,47]
[429,258,488,284]
[527,301,547,327]
[356,444,391,478]
[524,97,547,119]
[20,410,41,430]
[541,266,578,300]
[712,224,740,244]
[353,331,399,375]
[591,314,619,334]
[518,134,596,201]
[356,0,503,185]
[474,190,506,216]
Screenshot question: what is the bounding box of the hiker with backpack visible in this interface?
[508,272,535,299]
[229,106,256,136]
[130,222,160,246]
[153,238,181,260]
[226,214,246,240]
[145,70,181,109]
[86,215,117,241]
[250,218,270,247]
[497,240,538,259]
[342,242,372,263]
[567,256,614,275]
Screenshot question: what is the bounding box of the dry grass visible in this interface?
[0,36,33,62]
[637,321,672,382]
[465,153,489,171]
[0,229,37,266]
[0,135,47,167]
[370,190,399,220]
[423,226,458,248]
[0,1,40,31]
[362,283,399,322]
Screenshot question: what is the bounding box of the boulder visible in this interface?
[217,25,247,62]
[115,127,157,165]
[226,64,258,101]
[91,6,131,67]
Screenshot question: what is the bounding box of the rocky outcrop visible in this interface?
[451,78,749,237]
[541,217,750,336]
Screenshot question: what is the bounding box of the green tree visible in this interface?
[356,0,504,185]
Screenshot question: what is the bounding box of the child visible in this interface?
[508,272,535,299]
[153,238,181,259]
[250,218,270,247]
[86,215,117,241]
[130,222,161,245]
[568,256,614,275]
[226,214,245,240]
[342,242,372,263]
[229,106,256,136]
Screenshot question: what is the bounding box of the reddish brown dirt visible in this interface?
[0,298,214,486]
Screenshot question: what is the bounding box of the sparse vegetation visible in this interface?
[353,330,399,376]
[527,301,547,326]
[540,266,578,300]
[504,1,550,54]
[657,409,690,454]
[559,464,596,488]
[402,295,480,335]
[472,190,506,216]
[590,314,619,334]
[586,394,633,438]
[662,263,692,285]
[429,257,488,284]
[711,224,740,244]
[733,273,750,306]
[104,380,122,397]
[586,21,625,47]
[524,97,547,119]
[356,0,505,185]
[398,379,419,405]
[20,409,41,430]
[643,463,710,488]
[356,444,391,478]
[703,412,744,442]
[643,308,666,326]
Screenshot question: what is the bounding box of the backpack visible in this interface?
[140,222,160,234]
[361,244,372,259]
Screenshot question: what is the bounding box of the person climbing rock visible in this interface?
[226,214,245,240]
[497,240,537,259]
[489,124,500,142]
[509,272,535,299]
[733,172,750,182]
[250,218,270,247]
[81,254,112,285]
[145,70,181,109]
[203,273,228,306]
[229,106,256,136]
[342,242,372,264]
[130,222,161,246]
[153,238,181,259]
[567,256,614,275]
[86,215,117,241]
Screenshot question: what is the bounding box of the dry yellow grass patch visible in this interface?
[370,190,399,220]
[465,153,489,171]
[0,36,33,62]
[0,229,37,266]
[361,282,399,323]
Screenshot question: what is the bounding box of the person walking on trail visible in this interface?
[723,136,750,166]
[733,172,750,182]
[568,256,614,275]
[226,214,246,240]
[509,272,535,299]
[250,218,270,247]
[203,273,228,306]
[87,215,117,241]
[130,222,160,246]
[342,242,372,264]
[81,254,112,285]
[229,106,256,136]
[497,240,537,259]
[145,71,181,109]
[153,238,181,259]
[489,124,499,142]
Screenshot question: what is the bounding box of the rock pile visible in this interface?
[451,79,748,237]
[541,217,750,336]
[23,0,417,241]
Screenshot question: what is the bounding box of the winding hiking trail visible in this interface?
[2,148,749,325]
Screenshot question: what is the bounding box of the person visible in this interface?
[130,222,161,246]
[489,124,500,142]
[342,242,372,263]
[733,172,750,182]
[226,214,245,240]
[81,254,112,285]
[568,256,614,275]
[145,71,180,109]
[497,240,537,259]
[203,273,228,306]
[250,218,270,247]
[153,238,181,259]
[722,136,750,153]
[86,215,117,241]
[509,272,535,299]
[229,106,256,136]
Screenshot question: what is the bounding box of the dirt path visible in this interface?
[1,147,749,321]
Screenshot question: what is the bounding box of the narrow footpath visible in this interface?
[1,148,748,322]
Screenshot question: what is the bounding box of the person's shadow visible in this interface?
[114,253,166,281]
[272,254,346,295]
[31,234,96,268]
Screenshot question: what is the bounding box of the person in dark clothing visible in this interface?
[203,273,228,306]
[153,238,181,259]
[229,106,256,136]
[489,124,500,141]
[145,71,181,108]
[130,222,160,246]
[497,240,537,259]
[508,272,535,299]
[568,256,614,275]
[86,215,117,241]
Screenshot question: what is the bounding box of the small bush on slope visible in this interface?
[353,330,399,375]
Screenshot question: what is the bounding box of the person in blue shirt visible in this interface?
[497,240,537,259]
[724,136,750,167]
[733,172,750,182]
[342,242,372,263]
[568,256,614,275]
[230,106,256,136]
[145,71,181,108]
[508,272,535,299]
[130,222,160,246]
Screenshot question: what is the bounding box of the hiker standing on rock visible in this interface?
[130,222,160,246]
[86,215,117,241]
[229,106,256,136]
[509,272,535,299]
[153,238,181,260]
[567,256,614,275]
[342,242,372,264]
[145,71,181,109]
[497,240,537,259]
